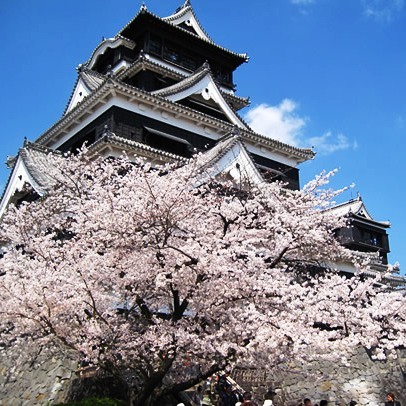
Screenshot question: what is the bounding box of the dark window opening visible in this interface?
[148,34,162,55]
[163,44,181,64]
[144,127,193,157]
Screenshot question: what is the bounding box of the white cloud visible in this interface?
[362,0,404,21]
[290,0,404,20]
[308,131,358,155]
[244,100,306,146]
[244,100,357,155]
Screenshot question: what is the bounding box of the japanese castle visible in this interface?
[0,0,402,285]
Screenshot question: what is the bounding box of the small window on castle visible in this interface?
[149,35,162,55]
[370,234,382,246]
[163,45,180,63]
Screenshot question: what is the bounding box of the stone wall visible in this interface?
[0,346,77,405]
[278,348,406,405]
[237,348,406,405]
[0,346,405,405]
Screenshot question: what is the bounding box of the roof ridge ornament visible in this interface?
[202,60,211,70]
[176,0,191,13]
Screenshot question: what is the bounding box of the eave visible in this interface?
[88,133,188,165]
[0,143,60,218]
[84,35,136,70]
[117,55,250,110]
[118,6,248,68]
[151,62,249,129]
[348,214,391,230]
[35,78,314,164]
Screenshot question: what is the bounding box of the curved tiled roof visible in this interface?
[197,132,262,180]
[88,133,188,164]
[326,196,390,228]
[117,53,185,82]
[0,142,61,205]
[118,55,249,110]
[151,61,211,97]
[80,69,107,90]
[17,143,61,195]
[162,0,213,42]
[118,4,248,63]
[36,77,314,163]
[150,62,251,129]
[83,35,136,69]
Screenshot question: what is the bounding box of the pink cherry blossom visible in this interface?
[0,151,404,404]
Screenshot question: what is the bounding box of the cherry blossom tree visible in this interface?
[0,151,405,404]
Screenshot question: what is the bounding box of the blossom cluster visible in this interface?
[0,152,404,402]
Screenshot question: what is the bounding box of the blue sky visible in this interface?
[0,0,405,270]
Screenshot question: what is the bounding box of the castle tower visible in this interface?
[0,1,316,219]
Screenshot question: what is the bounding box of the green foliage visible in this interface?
[56,397,126,406]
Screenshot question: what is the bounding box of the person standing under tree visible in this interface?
[385,392,401,406]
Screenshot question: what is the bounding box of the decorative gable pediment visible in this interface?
[327,196,390,229]
[85,36,136,71]
[163,1,212,42]
[152,64,249,129]
[65,77,93,114]
[0,157,40,218]
[196,133,264,187]
[0,144,59,218]
[64,70,106,115]
[349,200,374,220]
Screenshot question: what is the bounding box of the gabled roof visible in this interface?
[0,133,263,221]
[118,3,248,64]
[87,131,189,165]
[117,54,250,111]
[64,68,106,115]
[328,196,390,228]
[195,132,264,186]
[0,142,61,218]
[35,76,314,164]
[84,35,136,70]
[162,0,212,42]
[151,62,249,129]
